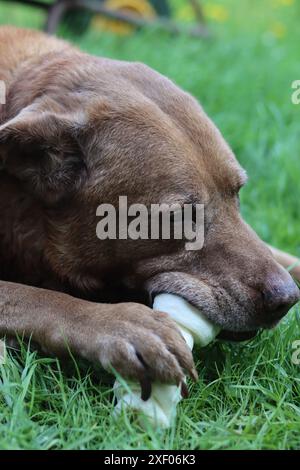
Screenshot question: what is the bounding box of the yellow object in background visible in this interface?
[204,3,229,23]
[270,21,286,38]
[92,0,156,35]
[278,0,294,6]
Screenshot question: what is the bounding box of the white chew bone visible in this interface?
[114,293,220,428]
[153,294,220,347]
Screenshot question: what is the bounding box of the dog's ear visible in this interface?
[0,105,87,205]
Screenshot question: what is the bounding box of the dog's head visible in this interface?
[1,57,299,337]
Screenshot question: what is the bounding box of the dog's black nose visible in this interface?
[262,274,300,320]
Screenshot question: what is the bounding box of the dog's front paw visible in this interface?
[89,303,196,398]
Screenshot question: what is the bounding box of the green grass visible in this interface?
[0,0,300,450]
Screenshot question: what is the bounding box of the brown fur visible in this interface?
[0,27,299,391]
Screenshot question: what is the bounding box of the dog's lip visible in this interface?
[150,290,259,343]
[173,297,259,343]
[146,272,260,340]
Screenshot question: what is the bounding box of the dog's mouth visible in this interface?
[151,293,258,343]
[151,292,259,342]
[145,272,260,343]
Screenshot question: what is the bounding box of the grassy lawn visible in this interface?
[0,0,300,450]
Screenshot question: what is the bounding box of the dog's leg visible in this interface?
[0,280,195,393]
[268,245,300,282]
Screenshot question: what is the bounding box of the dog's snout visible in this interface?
[262,273,300,320]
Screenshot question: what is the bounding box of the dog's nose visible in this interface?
[262,274,300,320]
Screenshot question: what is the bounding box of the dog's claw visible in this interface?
[180,381,189,398]
[140,376,152,401]
[190,367,198,382]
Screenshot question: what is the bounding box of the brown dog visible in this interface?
[0,26,299,396]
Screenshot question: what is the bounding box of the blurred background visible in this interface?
[0,0,299,256]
